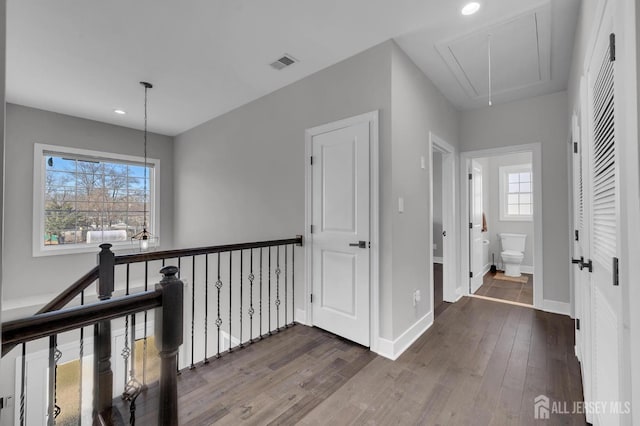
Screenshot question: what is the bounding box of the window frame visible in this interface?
[499,163,533,222]
[33,143,160,257]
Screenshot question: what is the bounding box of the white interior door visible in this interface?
[470,160,484,293]
[311,120,370,347]
[572,107,594,419]
[584,4,623,424]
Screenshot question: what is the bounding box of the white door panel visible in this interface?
[311,120,370,347]
[584,4,623,423]
[470,160,484,292]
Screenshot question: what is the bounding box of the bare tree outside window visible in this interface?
[44,154,152,246]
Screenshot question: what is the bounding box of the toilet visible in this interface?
[499,233,527,277]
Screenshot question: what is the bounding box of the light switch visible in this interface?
[421,156,426,169]
[398,197,404,213]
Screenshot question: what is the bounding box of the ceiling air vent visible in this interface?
[270,54,297,70]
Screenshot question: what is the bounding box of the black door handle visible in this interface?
[442,231,447,237]
[349,241,367,249]
[572,257,584,270]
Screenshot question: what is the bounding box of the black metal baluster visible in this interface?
[239,250,244,348]
[78,291,84,425]
[215,253,222,358]
[285,245,288,328]
[249,249,255,342]
[204,254,210,364]
[259,248,263,339]
[143,261,148,386]
[122,265,131,394]
[229,252,233,352]
[20,343,26,426]
[276,246,281,331]
[268,247,272,335]
[190,256,196,369]
[47,335,61,425]
[292,245,295,326]
[177,257,181,374]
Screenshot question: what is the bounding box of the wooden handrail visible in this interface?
[37,266,99,314]
[114,236,303,265]
[2,290,162,356]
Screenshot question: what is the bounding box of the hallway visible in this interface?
[123,297,585,425]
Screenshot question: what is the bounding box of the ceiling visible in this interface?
[7,0,580,136]
[396,0,580,110]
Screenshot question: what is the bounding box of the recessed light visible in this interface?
[461,2,481,15]
[114,109,126,115]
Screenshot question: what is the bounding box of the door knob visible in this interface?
[442,231,447,237]
[349,241,367,249]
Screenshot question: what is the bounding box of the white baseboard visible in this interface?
[482,263,491,275]
[520,265,534,274]
[375,311,434,361]
[295,308,308,325]
[433,257,443,264]
[542,299,571,316]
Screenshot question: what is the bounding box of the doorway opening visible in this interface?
[429,132,458,319]
[461,144,543,309]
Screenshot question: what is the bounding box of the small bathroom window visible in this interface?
[499,164,533,221]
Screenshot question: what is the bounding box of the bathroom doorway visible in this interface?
[461,144,542,308]
[429,132,457,318]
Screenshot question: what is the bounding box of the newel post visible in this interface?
[94,243,115,422]
[155,266,184,426]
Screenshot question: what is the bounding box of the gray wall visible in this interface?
[3,104,174,308]
[432,151,442,258]
[460,91,569,303]
[174,41,459,341]
[389,43,459,337]
[485,152,534,270]
[175,42,393,335]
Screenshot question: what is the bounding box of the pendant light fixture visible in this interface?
[131,81,157,251]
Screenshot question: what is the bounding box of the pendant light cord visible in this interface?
[488,34,493,107]
[140,82,152,232]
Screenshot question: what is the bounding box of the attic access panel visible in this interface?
[435,3,551,101]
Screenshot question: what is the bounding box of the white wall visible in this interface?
[474,157,491,269]
[485,152,534,270]
[432,151,443,259]
[460,91,569,303]
[3,104,175,310]
[174,42,393,336]
[0,0,6,393]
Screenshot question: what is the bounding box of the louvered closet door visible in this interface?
[585,3,622,424]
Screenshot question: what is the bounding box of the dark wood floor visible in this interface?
[475,271,534,305]
[123,297,584,425]
[434,262,450,317]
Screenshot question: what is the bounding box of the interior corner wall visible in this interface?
[173,42,394,337]
[460,91,569,304]
[3,104,175,310]
[0,0,6,380]
[389,42,459,339]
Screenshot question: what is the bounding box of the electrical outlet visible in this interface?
[0,395,13,409]
[433,243,437,251]
[413,290,421,306]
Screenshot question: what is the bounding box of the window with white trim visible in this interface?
[33,144,160,256]
[499,164,533,221]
